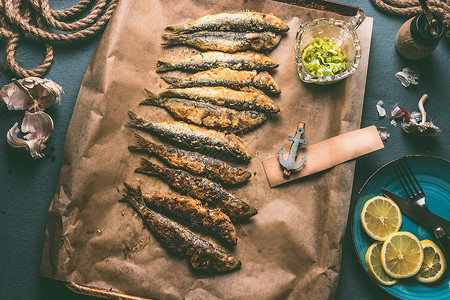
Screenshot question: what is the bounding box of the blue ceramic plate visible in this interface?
[352,155,450,299]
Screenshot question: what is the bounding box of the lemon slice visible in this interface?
[360,196,402,241]
[381,232,424,278]
[414,239,447,284]
[365,242,399,286]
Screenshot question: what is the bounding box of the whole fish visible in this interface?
[140,90,267,133]
[156,51,279,72]
[135,159,258,221]
[120,183,241,273]
[162,31,281,53]
[160,86,280,114]
[123,183,237,245]
[165,12,290,33]
[128,133,251,185]
[162,67,281,94]
[126,111,251,163]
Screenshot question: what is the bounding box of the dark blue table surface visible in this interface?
[1,1,449,299]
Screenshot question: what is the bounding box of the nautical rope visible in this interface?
[371,0,450,38]
[0,0,119,78]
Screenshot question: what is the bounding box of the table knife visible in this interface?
[381,188,450,235]
[382,188,450,259]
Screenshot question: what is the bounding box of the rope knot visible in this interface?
[0,0,119,78]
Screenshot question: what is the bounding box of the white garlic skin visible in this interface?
[6,111,54,159]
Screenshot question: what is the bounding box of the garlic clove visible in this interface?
[6,111,54,159]
[0,82,31,110]
[0,77,63,112]
[391,104,411,121]
[22,77,63,108]
[377,127,390,140]
[410,111,422,123]
[395,66,420,87]
[22,111,54,141]
[7,122,29,149]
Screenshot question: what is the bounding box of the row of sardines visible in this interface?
[120,12,289,274]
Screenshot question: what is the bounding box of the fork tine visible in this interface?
[394,163,413,198]
[399,160,419,195]
[402,159,423,193]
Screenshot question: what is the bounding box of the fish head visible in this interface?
[253,71,281,94]
[248,110,267,121]
[189,249,241,273]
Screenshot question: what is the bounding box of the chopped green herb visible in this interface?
[302,37,347,77]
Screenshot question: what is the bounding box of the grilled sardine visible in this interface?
[162,67,281,94]
[128,133,251,185]
[162,31,281,53]
[141,90,267,133]
[156,51,279,72]
[135,159,258,220]
[165,12,289,33]
[120,184,241,273]
[126,111,251,163]
[123,183,237,245]
[160,86,280,114]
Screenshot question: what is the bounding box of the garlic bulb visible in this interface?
[401,94,439,136]
[1,77,62,159]
[0,77,63,112]
[6,111,54,159]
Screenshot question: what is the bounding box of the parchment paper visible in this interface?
[40,0,374,299]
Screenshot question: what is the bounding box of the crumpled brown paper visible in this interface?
[40,0,373,299]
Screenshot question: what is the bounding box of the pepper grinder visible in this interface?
[395,0,444,60]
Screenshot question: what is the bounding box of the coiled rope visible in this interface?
[371,0,450,38]
[0,0,119,78]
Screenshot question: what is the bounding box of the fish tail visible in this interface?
[135,157,162,176]
[126,111,150,129]
[161,32,186,46]
[128,133,156,154]
[119,182,145,208]
[164,24,187,32]
[161,75,179,85]
[140,89,164,107]
[156,60,173,73]
[119,182,147,217]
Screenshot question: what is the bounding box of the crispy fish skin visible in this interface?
[128,133,251,185]
[123,183,237,245]
[126,111,251,163]
[162,67,281,94]
[156,51,279,72]
[120,184,241,273]
[165,12,290,33]
[135,159,258,221]
[140,90,267,133]
[161,31,281,53]
[161,86,280,114]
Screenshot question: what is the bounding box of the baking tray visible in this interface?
[62,0,366,298]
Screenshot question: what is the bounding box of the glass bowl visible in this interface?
[294,15,364,85]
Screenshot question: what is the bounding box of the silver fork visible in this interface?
[394,158,449,257]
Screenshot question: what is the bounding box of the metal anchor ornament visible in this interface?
[277,123,308,176]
